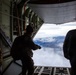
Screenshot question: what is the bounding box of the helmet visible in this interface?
[26,25,33,33]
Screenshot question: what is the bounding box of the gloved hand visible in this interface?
[35,45,41,49]
[38,46,41,49]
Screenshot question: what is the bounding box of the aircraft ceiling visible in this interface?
[27,0,76,24]
[28,0,76,4]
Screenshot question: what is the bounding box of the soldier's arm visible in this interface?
[63,31,71,59]
[28,38,41,50]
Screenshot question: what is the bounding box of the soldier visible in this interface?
[11,25,41,75]
[63,29,76,75]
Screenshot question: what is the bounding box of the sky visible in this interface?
[32,22,76,68]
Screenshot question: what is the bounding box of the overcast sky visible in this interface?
[32,22,76,68]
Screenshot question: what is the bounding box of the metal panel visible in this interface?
[28,1,76,24]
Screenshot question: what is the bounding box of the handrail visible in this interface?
[0,28,12,59]
[0,28,12,47]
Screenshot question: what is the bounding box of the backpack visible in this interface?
[10,36,25,60]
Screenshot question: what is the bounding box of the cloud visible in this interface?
[33,22,76,67]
